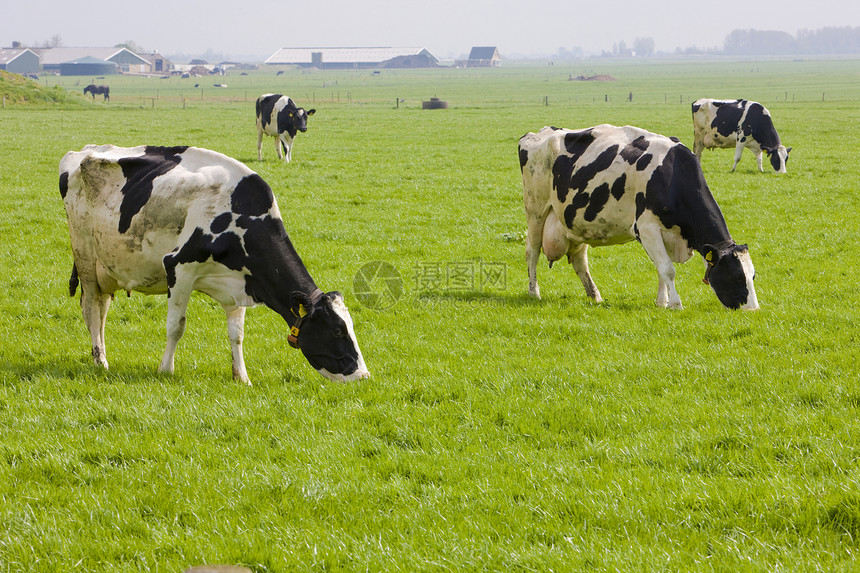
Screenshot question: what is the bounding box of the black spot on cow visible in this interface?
[635,192,646,220]
[644,146,732,251]
[569,145,619,194]
[210,212,232,234]
[636,153,653,171]
[562,129,595,162]
[743,102,781,151]
[553,156,576,203]
[711,99,744,138]
[519,147,529,171]
[610,173,626,201]
[620,136,650,164]
[257,94,280,130]
[116,146,188,234]
[231,174,274,217]
[59,171,69,199]
[563,192,591,228]
[584,182,611,222]
[164,226,246,289]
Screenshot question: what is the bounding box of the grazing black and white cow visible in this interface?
[60,144,369,384]
[83,84,110,101]
[255,94,316,162]
[519,125,759,310]
[692,98,790,173]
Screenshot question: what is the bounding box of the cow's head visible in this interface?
[765,145,791,173]
[289,290,369,382]
[702,243,759,310]
[278,104,316,136]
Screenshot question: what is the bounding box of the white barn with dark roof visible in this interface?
[266,47,438,69]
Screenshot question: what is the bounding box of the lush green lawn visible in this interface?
[1,59,858,571]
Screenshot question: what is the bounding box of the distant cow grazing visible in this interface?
[60,144,369,384]
[692,98,790,173]
[83,84,110,101]
[519,125,759,310]
[256,94,316,162]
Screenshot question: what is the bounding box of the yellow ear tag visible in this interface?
[705,251,713,262]
[298,304,308,318]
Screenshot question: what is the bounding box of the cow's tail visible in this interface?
[69,264,79,297]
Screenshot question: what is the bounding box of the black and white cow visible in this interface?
[692,98,790,173]
[60,144,369,384]
[255,94,316,162]
[519,125,759,310]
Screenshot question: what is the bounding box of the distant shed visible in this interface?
[0,48,40,74]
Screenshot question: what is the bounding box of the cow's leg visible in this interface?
[525,212,548,299]
[257,129,264,160]
[568,244,602,302]
[692,136,704,158]
[637,221,682,309]
[80,285,111,369]
[731,143,745,172]
[754,151,764,172]
[158,273,193,376]
[275,137,284,160]
[225,306,251,385]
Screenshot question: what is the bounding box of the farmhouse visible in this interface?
[465,46,501,67]
[0,47,40,75]
[35,47,151,74]
[265,47,438,69]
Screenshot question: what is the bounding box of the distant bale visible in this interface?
[570,74,617,82]
[422,97,449,110]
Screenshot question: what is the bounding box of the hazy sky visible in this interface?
[4,0,858,60]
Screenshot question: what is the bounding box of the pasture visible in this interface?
[1,58,858,571]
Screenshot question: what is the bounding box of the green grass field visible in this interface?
[1,58,859,571]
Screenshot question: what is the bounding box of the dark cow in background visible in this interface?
[83,84,110,101]
[256,94,316,162]
[519,125,759,310]
[692,98,790,173]
[60,144,369,384]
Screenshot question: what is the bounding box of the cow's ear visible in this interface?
[702,244,722,265]
[786,147,792,153]
[290,291,316,318]
[307,109,316,116]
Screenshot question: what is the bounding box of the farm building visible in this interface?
[59,56,119,76]
[35,47,151,74]
[465,46,501,67]
[265,47,438,69]
[0,48,40,74]
[139,51,173,75]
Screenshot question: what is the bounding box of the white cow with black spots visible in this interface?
[60,144,369,383]
[255,94,315,162]
[519,125,759,310]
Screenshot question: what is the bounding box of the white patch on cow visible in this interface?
[317,294,369,382]
[736,250,759,310]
